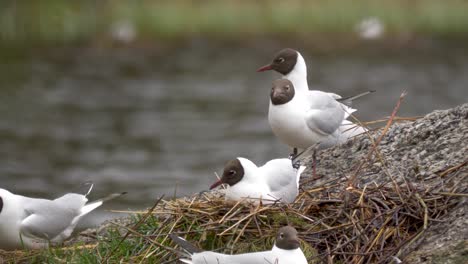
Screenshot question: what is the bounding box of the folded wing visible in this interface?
[262,159,305,203]
[305,91,346,136]
[20,194,87,241]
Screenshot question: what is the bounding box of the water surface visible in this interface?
[0,43,467,216]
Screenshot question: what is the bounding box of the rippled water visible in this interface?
[0,42,467,215]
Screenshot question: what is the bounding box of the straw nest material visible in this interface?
[126,168,463,264]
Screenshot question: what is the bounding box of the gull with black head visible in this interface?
[170,225,308,264]
[269,79,366,150]
[259,49,372,175]
[209,157,306,204]
[258,48,309,95]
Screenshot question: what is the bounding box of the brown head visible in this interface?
[257,48,298,75]
[209,159,245,190]
[270,79,295,105]
[275,226,301,250]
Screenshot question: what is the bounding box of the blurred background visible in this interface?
[0,0,467,223]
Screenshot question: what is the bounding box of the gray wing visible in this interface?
[263,160,295,191]
[263,159,304,203]
[20,194,86,241]
[305,91,346,136]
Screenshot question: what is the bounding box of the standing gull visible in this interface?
[258,48,372,175]
[268,79,366,151]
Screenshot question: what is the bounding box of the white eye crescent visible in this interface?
[275,57,285,63]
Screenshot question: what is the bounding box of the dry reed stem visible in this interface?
[131,173,462,263]
[347,91,407,189]
[439,159,468,177]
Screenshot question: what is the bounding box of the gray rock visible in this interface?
[299,103,467,263]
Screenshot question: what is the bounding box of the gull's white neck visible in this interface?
[271,244,307,263]
[283,52,308,93]
[237,158,261,183]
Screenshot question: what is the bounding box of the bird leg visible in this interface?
[288,148,298,160]
[312,149,318,179]
[292,159,301,170]
[290,148,301,169]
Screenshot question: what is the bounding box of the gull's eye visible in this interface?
[275,57,285,64]
[229,170,236,176]
[279,233,284,239]
[285,85,290,91]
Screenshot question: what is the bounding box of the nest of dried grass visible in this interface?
[121,164,462,264]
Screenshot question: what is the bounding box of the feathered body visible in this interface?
[0,186,123,250]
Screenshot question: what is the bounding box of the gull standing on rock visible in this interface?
[0,184,125,250]
[268,79,366,151]
[258,48,371,175]
[170,226,308,264]
[209,158,306,204]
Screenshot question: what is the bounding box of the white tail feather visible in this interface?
[296,166,307,186]
[80,192,126,217]
[85,183,94,196]
[340,120,367,138]
[80,201,104,217]
[341,104,357,119]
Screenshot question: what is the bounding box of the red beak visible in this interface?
[256,64,273,72]
[209,179,223,190]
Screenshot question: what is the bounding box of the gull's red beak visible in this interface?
[256,64,273,72]
[209,179,223,190]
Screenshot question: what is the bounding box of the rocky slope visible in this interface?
[300,103,467,263]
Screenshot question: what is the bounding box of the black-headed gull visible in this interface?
[257,48,311,95]
[258,49,371,176]
[209,158,306,204]
[170,226,308,264]
[0,184,125,250]
[269,79,366,151]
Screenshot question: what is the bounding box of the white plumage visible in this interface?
[0,185,124,250]
[211,158,306,204]
[171,226,308,264]
[182,246,307,264]
[263,49,368,151]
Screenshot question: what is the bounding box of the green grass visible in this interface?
[2,215,166,263]
[1,0,468,47]
[0,198,321,263]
